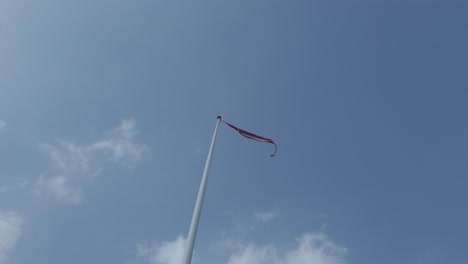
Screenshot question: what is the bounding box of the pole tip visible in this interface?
[217,116,222,120]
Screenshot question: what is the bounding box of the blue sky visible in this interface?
[1,0,467,264]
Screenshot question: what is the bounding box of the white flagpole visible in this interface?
[181,116,222,264]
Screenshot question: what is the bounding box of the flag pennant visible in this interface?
[219,118,277,157]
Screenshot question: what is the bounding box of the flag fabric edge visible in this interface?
[219,118,277,157]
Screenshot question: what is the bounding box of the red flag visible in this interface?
[219,117,277,157]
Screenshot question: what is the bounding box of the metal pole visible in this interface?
[181,116,221,264]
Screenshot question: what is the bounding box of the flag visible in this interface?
[219,117,277,157]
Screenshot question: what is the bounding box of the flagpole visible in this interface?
[181,116,222,264]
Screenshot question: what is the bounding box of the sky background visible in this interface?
[1,0,468,264]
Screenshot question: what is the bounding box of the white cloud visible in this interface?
[284,233,347,264]
[226,244,276,264]
[253,209,279,223]
[136,236,186,264]
[88,119,148,164]
[40,141,92,175]
[0,211,22,264]
[36,119,148,203]
[0,121,6,134]
[227,233,347,264]
[134,232,347,264]
[36,175,83,204]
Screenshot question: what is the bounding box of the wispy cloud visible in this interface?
[88,119,148,164]
[0,121,6,135]
[226,233,347,264]
[136,236,186,264]
[0,180,29,194]
[227,233,347,264]
[36,119,148,204]
[134,232,347,264]
[0,211,22,264]
[253,209,279,223]
[36,175,83,204]
[39,140,94,176]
